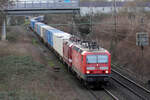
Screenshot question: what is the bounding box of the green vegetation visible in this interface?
[24,20,30,26]
[24,20,30,28]
[0,56,44,81]
[0,56,45,100]
[32,38,38,46]
[48,61,55,68]
[45,57,55,67]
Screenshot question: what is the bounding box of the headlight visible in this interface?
[86,71,90,74]
[105,70,109,74]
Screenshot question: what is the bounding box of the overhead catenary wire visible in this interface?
[48,22,139,46]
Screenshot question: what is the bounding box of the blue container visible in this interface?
[46,29,53,47]
[33,21,37,30]
[30,21,32,28]
[30,20,37,30]
[45,29,66,47]
[30,20,34,29]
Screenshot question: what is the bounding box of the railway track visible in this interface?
[87,86,119,100]
[112,65,150,100]
[104,88,119,100]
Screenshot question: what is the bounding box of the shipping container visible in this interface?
[45,29,53,47]
[41,25,55,39]
[35,22,40,33]
[37,23,45,36]
[35,22,44,35]
[30,19,37,30]
[53,33,70,57]
[46,29,65,47]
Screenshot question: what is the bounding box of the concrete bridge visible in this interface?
[1,0,80,40]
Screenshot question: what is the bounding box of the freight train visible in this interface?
[30,16,111,85]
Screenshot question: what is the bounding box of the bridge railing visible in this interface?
[7,0,79,10]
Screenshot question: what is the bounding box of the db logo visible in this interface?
[96,64,99,70]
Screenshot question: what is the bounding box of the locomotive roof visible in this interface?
[65,39,108,54]
[74,44,107,53]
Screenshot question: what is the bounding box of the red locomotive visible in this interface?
[30,16,111,86]
[63,37,111,84]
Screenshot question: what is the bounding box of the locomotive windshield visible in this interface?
[86,55,108,64]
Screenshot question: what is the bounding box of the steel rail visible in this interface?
[111,77,146,100]
[112,64,150,94]
[104,88,119,100]
[87,89,100,100]
[111,65,150,100]
[87,88,119,100]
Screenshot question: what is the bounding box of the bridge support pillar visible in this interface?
[1,19,6,41]
[7,16,11,25]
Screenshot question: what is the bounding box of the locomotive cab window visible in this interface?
[86,55,108,64]
[97,55,108,63]
[86,55,97,63]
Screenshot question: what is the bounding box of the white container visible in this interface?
[53,33,70,57]
[41,25,55,38]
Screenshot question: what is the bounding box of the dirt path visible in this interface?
[0,26,97,100]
